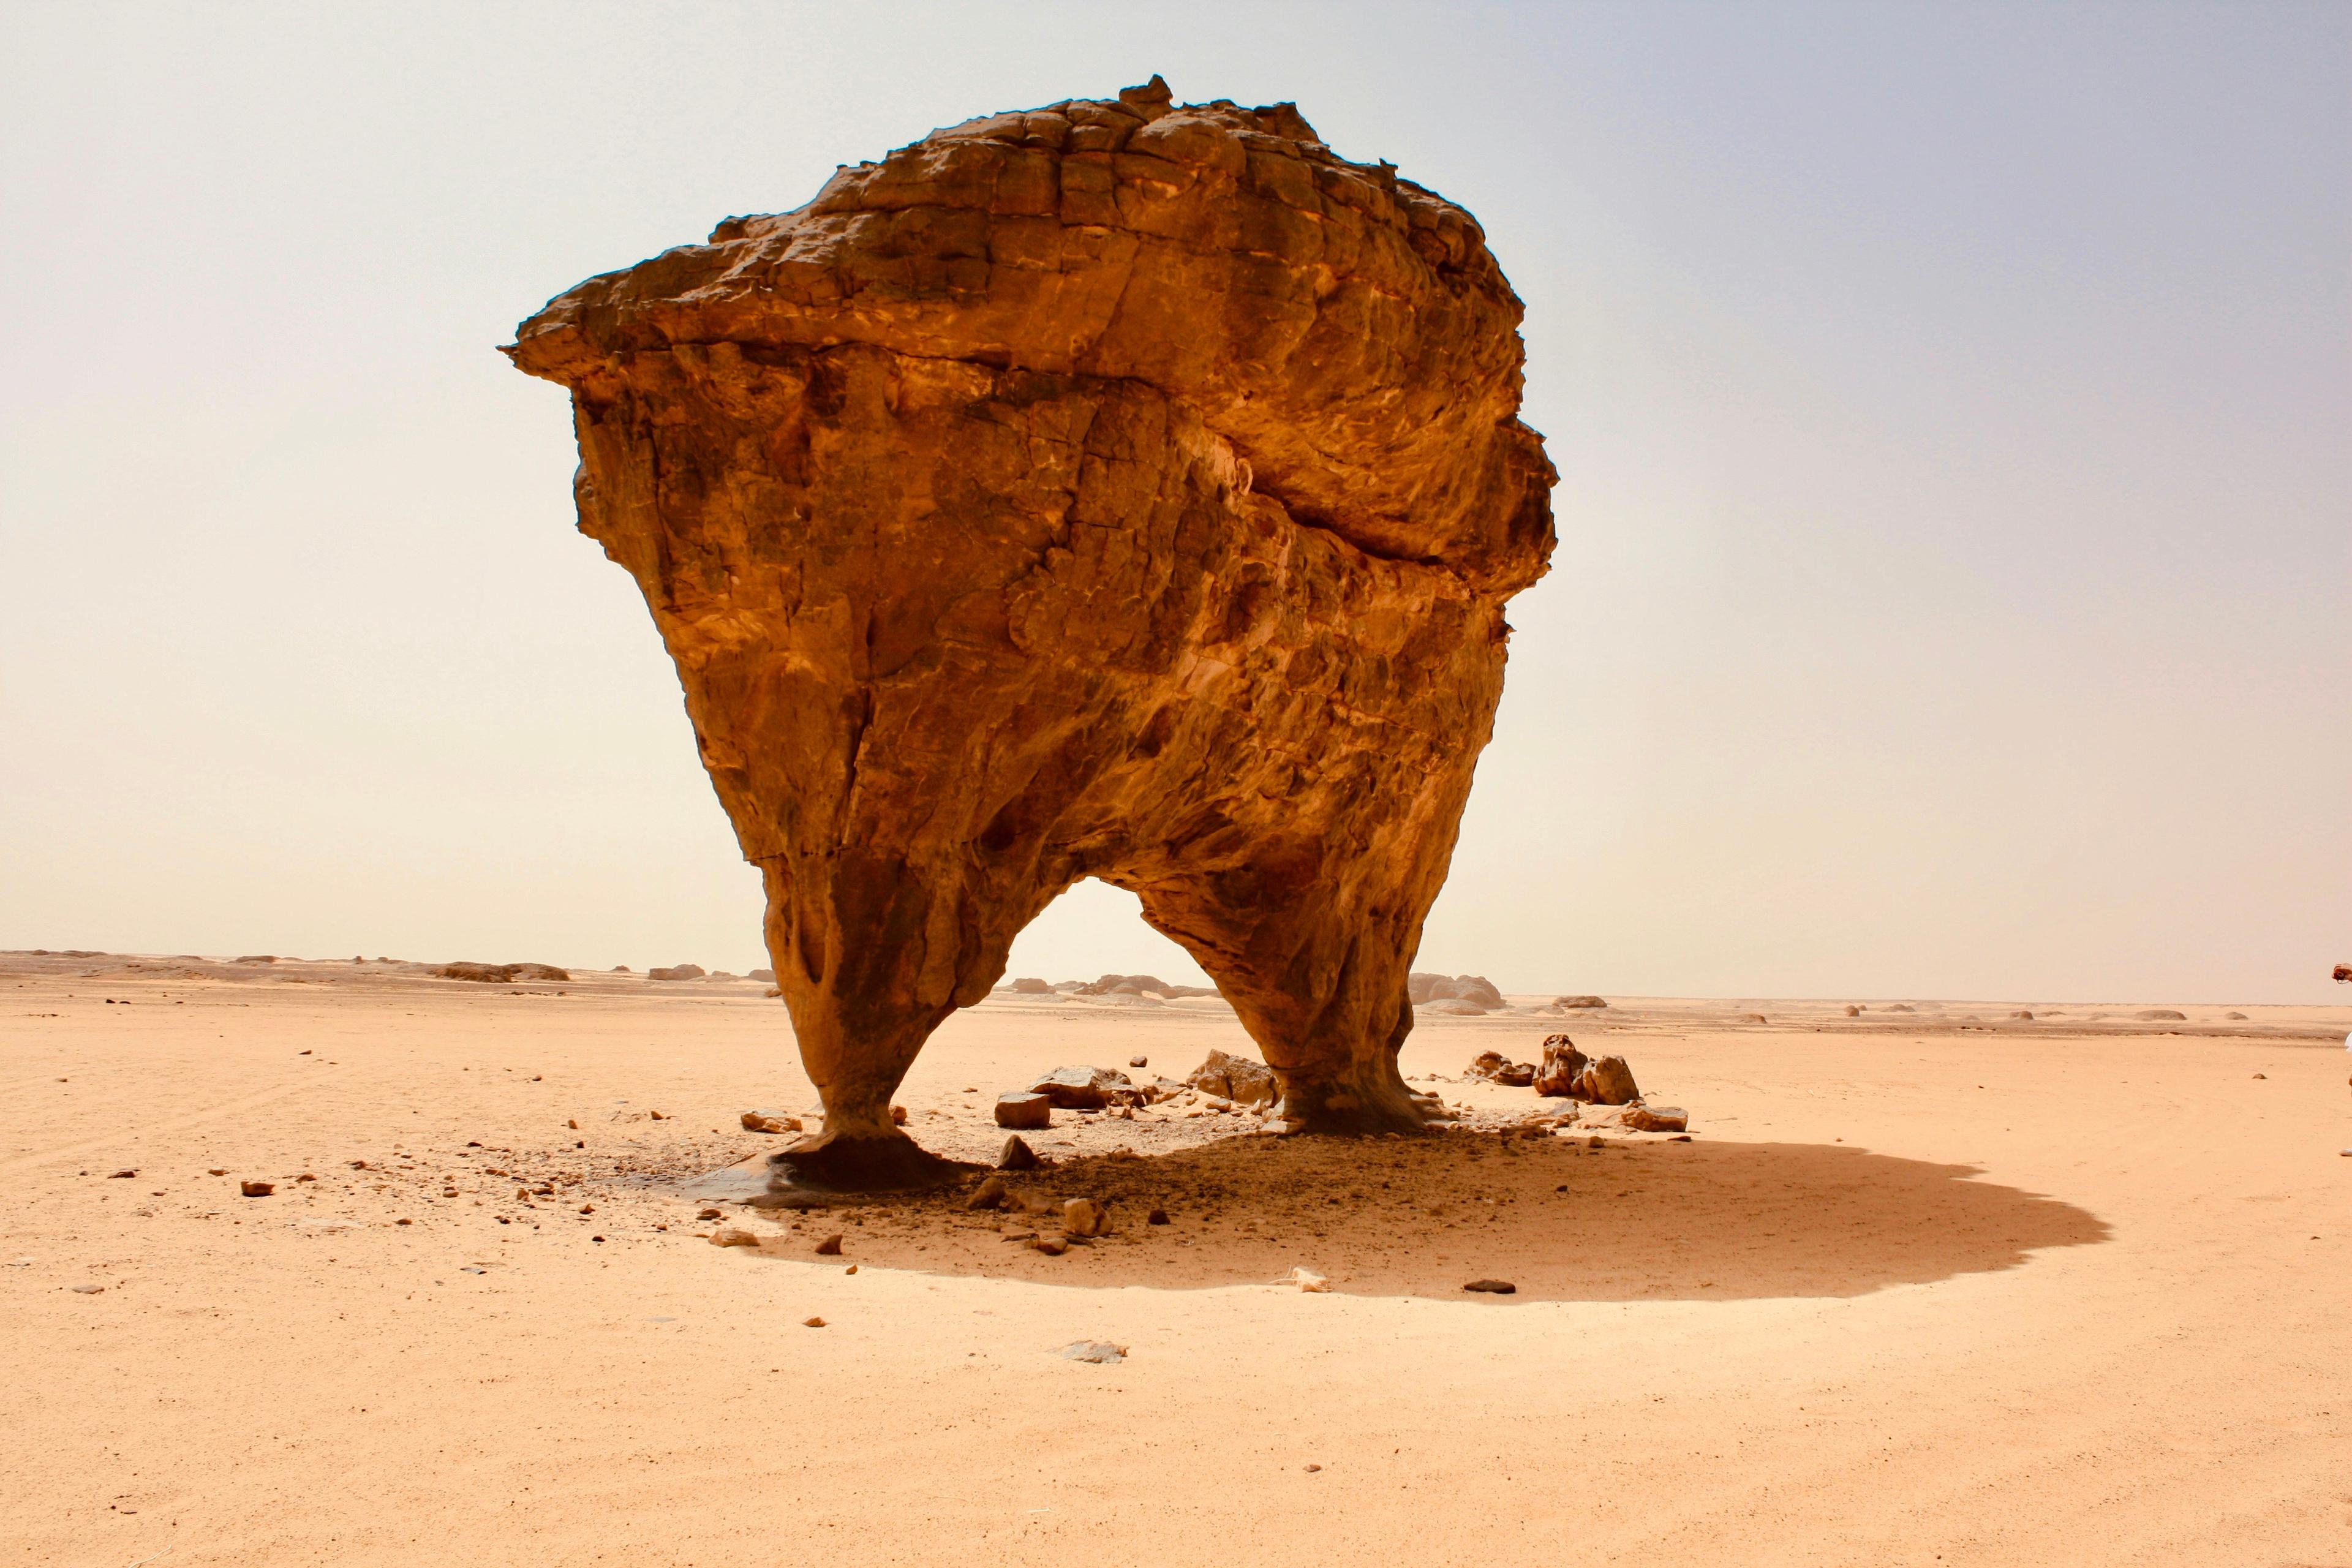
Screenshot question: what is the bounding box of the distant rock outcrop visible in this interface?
[507,78,1553,1186]
[647,964,706,982]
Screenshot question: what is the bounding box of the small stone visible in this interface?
[1031,1234,1069,1256]
[1057,1340,1125,1363]
[696,1207,723,1221]
[997,1134,1041,1171]
[1305,1463,1323,1472]
[995,1091,1052,1130]
[1147,1208,1169,1226]
[107,1169,136,1179]
[567,1119,579,1130]
[206,1168,227,1176]
[1288,1267,1329,1292]
[1129,1056,1148,1069]
[1062,1198,1104,1237]
[891,1104,908,1125]
[2252,1072,2266,1080]
[1621,1104,1688,1133]
[1463,1278,1516,1294]
[72,1284,105,1294]
[802,1316,826,1327]
[741,1110,801,1134]
[239,1180,274,1197]
[1844,1004,1863,1017]
[710,1227,760,1248]
[967,1175,1009,1210]
[844,1264,858,1275]
[578,1203,595,1214]
[814,1233,843,1256]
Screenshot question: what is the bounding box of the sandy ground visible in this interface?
[4,952,2348,1567]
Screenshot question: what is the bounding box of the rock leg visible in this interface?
[754,853,1003,1191]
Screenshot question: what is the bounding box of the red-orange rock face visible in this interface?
[507,78,1554,1186]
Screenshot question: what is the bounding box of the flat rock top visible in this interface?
[507,78,1555,592]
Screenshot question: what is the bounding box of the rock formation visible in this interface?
[505,78,1555,1188]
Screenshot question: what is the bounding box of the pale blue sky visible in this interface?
[3,1,2345,1000]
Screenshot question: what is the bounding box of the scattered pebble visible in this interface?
[72,1284,104,1294]
[1463,1279,1517,1295]
[802,1316,826,1328]
[206,1168,228,1175]
[741,1110,800,1134]
[696,1207,723,1221]
[1288,1267,1329,1293]
[1147,1208,1170,1226]
[1129,1056,1148,1069]
[107,1169,136,1180]
[239,1180,274,1197]
[814,1233,843,1256]
[710,1228,760,1248]
[997,1135,1041,1171]
[844,1264,858,1275]
[1031,1235,1069,1256]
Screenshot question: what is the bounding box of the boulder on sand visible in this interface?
[1553,994,1608,1009]
[1621,1104,1688,1133]
[1186,1050,1278,1108]
[1009,977,1054,994]
[1531,1035,1640,1104]
[1466,1050,1534,1087]
[1027,1066,1137,1110]
[1411,973,1506,1009]
[995,1092,1052,1130]
[1533,1036,1587,1098]
[647,964,705,982]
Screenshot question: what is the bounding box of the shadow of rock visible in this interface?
[725,1132,2109,1302]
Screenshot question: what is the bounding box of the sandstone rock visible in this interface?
[997,1135,1041,1170]
[1462,1278,1515,1294]
[239,1180,273,1197]
[1553,995,1608,1009]
[1061,1197,1104,1237]
[1031,1235,1069,1257]
[741,1109,802,1134]
[1533,1036,1587,1098]
[813,1233,843,1256]
[995,1091,1052,1130]
[1147,1208,1170,1225]
[1027,1065,1134,1109]
[749,968,776,982]
[1580,1055,1641,1105]
[803,1316,826,1327]
[1419,998,1489,1017]
[2011,1009,2034,1020]
[1288,1267,1330,1292]
[1129,1055,1148,1069]
[710,1227,760,1247]
[505,80,1554,1183]
[1057,1340,1125,1362]
[967,1175,1009,1210]
[1621,1104,1687,1133]
[890,1104,908,1125]
[696,1207,723,1220]
[1187,1049,1278,1108]
[1009,977,1054,994]
[646,965,705,982]
[2135,1009,2187,1022]
[2226,1011,2248,1020]
[1844,1004,1863,1016]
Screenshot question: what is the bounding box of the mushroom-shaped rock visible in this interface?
[505,81,1555,1189]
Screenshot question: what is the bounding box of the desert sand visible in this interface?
[3,951,2347,1566]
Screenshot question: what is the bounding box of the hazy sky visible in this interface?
[4,1,2345,1002]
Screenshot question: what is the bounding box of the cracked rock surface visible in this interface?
[505,77,1556,1183]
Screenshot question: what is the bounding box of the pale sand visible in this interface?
[4,954,2347,1566]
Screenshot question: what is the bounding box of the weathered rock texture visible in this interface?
[505,78,1555,1186]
